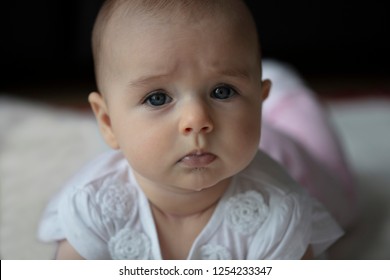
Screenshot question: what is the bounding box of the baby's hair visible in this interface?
[92,0,259,93]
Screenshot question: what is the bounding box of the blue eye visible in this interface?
[211,85,237,100]
[144,92,172,107]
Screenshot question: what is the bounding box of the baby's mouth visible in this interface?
[179,151,216,168]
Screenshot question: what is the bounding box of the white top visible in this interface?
[38,150,343,259]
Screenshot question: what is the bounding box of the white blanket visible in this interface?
[1,95,389,259]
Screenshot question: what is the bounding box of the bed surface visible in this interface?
[1,95,389,259]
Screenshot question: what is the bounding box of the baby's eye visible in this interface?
[144,92,172,107]
[211,85,237,100]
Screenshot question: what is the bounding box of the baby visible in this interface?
[38,0,351,259]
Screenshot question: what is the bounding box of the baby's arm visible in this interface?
[301,245,314,260]
[56,239,85,260]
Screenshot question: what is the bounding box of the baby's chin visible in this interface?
[172,173,233,194]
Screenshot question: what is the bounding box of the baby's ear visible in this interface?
[88,92,119,149]
[261,79,272,102]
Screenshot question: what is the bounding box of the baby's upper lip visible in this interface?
[186,149,206,156]
[179,149,215,160]
[183,149,210,157]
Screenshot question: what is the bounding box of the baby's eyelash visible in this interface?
[142,91,173,107]
[211,84,239,100]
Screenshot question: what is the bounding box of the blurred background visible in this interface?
[1,0,389,104]
[1,0,389,259]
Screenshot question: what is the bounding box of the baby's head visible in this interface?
[89,0,271,193]
[91,0,263,93]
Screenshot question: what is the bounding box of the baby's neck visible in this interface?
[135,175,231,218]
[134,176,231,260]
[151,195,219,259]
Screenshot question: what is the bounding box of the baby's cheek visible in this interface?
[239,114,261,144]
[129,135,162,159]
[227,116,261,161]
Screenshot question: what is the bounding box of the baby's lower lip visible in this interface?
[179,153,216,168]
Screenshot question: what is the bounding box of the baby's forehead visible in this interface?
[96,0,258,56]
[101,0,254,35]
[93,0,259,91]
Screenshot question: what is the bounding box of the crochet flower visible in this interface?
[200,244,232,260]
[95,179,134,221]
[108,227,151,259]
[226,190,269,235]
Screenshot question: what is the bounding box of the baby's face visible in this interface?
[94,11,270,193]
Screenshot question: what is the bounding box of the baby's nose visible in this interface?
[179,101,214,135]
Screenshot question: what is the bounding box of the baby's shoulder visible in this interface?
[226,152,317,258]
[237,150,308,200]
[231,150,314,230]
[64,150,130,189]
[59,150,140,224]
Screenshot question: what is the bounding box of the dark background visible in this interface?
[1,0,389,103]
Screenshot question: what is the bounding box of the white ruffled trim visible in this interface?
[108,225,151,259]
[200,244,232,260]
[226,190,269,235]
[95,178,134,221]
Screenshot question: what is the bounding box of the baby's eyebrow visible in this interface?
[127,67,251,88]
[128,74,171,88]
[216,67,251,80]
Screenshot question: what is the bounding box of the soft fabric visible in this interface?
[37,150,343,259]
[261,60,357,228]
